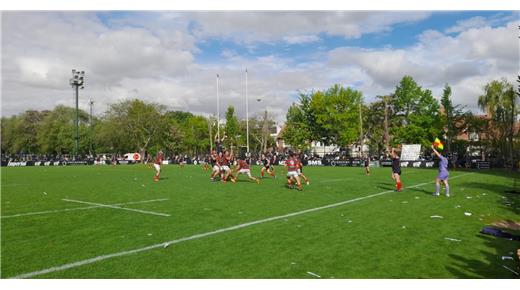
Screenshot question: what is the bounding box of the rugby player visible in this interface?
[153,150,164,182]
[210,150,220,182]
[260,153,275,178]
[285,153,302,191]
[220,150,236,183]
[390,148,402,192]
[235,156,260,184]
[296,153,310,185]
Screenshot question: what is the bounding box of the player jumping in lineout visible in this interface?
[390,148,402,192]
[431,144,450,197]
[153,150,164,182]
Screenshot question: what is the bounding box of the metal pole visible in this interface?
[384,96,389,152]
[75,85,79,161]
[217,74,220,140]
[359,101,363,157]
[89,99,93,155]
[246,68,249,154]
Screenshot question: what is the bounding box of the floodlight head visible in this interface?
[72,69,76,73]
[81,71,85,75]
[80,86,84,90]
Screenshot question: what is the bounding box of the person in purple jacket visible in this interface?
[431,145,449,197]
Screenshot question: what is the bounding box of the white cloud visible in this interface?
[326,19,519,111]
[1,11,517,126]
[283,35,320,44]
[187,11,431,43]
[445,16,489,34]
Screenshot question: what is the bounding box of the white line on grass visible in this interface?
[62,199,171,217]
[1,199,169,219]
[10,173,473,279]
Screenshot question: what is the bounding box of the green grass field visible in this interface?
[1,165,519,278]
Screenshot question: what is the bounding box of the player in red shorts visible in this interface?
[235,156,260,184]
[153,150,164,182]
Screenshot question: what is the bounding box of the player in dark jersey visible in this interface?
[260,154,275,178]
[285,153,302,191]
[235,156,260,184]
[296,154,310,185]
[153,150,164,182]
[390,148,402,191]
[210,150,220,182]
[364,155,371,176]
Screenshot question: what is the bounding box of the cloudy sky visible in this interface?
[1,11,518,123]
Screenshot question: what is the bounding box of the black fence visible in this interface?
[1,158,493,169]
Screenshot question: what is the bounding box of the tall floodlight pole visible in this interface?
[384,96,390,152]
[89,98,94,155]
[359,101,363,157]
[216,74,220,140]
[246,68,250,154]
[69,69,85,161]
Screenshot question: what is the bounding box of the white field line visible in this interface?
[1,199,169,219]
[62,199,171,217]
[10,173,473,279]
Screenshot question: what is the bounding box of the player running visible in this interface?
[364,154,371,175]
[235,156,260,184]
[285,153,302,191]
[260,154,275,178]
[431,145,450,197]
[390,148,402,192]
[153,150,164,182]
[296,154,310,185]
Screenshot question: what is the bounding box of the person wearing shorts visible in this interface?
[260,154,275,178]
[364,155,370,176]
[296,154,310,185]
[285,153,302,191]
[235,157,260,184]
[390,148,402,192]
[153,150,164,182]
[432,145,450,197]
[220,151,236,183]
[210,150,220,182]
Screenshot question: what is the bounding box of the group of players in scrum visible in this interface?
[206,150,310,190]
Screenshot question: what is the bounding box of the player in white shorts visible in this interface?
[235,157,260,184]
[285,153,302,191]
[153,150,164,182]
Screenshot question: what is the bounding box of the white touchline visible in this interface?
[1,199,169,219]
[62,199,171,217]
[10,173,473,279]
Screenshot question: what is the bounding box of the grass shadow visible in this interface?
[445,234,520,278]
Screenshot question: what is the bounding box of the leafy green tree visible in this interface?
[1,116,18,154]
[282,103,312,150]
[440,84,466,153]
[224,106,240,151]
[37,106,89,155]
[478,79,518,166]
[391,76,442,150]
[364,98,387,156]
[102,99,165,161]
